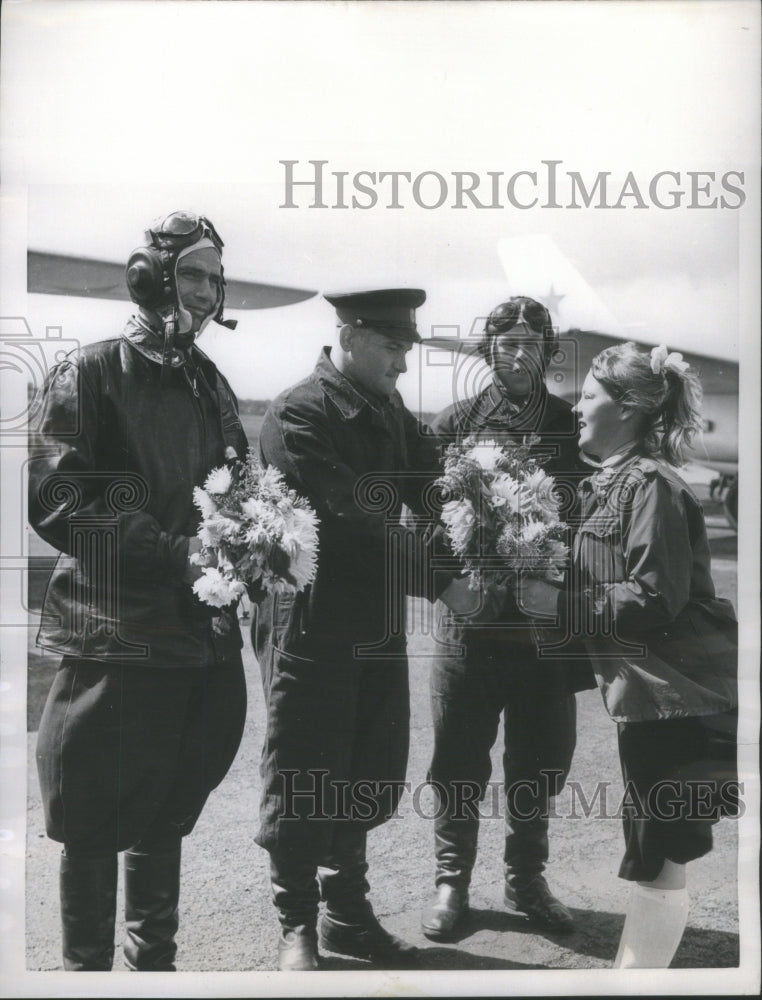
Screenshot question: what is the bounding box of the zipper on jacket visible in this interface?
[183,367,200,398]
[181,360,208,482]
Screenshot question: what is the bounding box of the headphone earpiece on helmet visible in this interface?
[124,212,237,330]
[125,246,175,310]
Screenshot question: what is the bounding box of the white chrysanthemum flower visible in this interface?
[204,465,233,496]
[192,486,219,519]
[525,469,552,495]
[521,518,548,543]
[524,469,561,519]
[198,523,222,547]
[465,441,504,472]
[442,499,476,552]
[244,503,287,548]
[192,454,320,606]
[260,465,287,494]
[282,506,320,589]
[192,567,245,608]
[490,474,526,514]
[202,511,243,545]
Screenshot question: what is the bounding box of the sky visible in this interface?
[1,1,758,409]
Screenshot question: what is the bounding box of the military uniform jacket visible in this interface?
[29,319,248,668]
[571,453,738,722]
[255,347,450,665]
[433,378,583,477]
[430,379,595,692]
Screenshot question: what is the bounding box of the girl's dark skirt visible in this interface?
[616,710,739,882]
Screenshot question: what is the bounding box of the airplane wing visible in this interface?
[421,234,739,527]
[421,328,737,397]
[27,250,317,309]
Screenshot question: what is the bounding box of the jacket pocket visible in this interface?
[575,517,624,586]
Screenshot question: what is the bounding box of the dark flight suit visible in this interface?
[28,321,248,969]
[429,379,593,896]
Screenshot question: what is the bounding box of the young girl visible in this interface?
[522,341,738,968]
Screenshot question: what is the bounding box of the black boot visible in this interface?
[504,874,574,933]
[278,925,319,971]
[318,827,419,969]
[123,848,181,970]
[270,852,321,971]
[420,786,477,940]
[421,884,469,942]
[60,851,118,971]
[504,816,573,933]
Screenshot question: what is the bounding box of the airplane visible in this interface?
[27,249,317,310]
[421,235,739,529]
[26,242,740,529]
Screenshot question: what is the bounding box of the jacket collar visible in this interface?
[479,376,549,428]
[314,346,402,422]
[579,447,648,506]
[121,316,216,381]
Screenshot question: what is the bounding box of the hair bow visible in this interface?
[650,344,689,376]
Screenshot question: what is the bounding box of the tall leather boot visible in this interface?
[123,848,181,970]
[318,826,419,968]
[504,812,573,933]
[60,851,118,971]
[421,786,477,940]
[433,787,479,890]
[269,852,321,971]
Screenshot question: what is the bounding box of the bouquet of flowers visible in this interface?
[191,452,319,609]
[437,436,569,590]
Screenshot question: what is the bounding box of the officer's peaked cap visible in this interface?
[324,288,426,343]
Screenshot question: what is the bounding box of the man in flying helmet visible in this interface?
[125,210,238,376]
[421,296,594,942]
[29,211,248,972]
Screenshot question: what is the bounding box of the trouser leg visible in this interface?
[317,824,419,967]
[428,648,501,890]
[117,651,245,971]
[503,689,576,888]
[269,851,321,930]
[318,825,371,922]
[59,851,118,971]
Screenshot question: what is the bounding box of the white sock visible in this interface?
[613,884,689,968]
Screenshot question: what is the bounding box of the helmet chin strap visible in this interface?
[159,306,181,387]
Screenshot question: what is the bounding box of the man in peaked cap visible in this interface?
[28,212,248,972]
[253,288,478,971]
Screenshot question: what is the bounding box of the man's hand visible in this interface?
[439,576,481,615]
[184,536,216,584]
[515,576,562,619]
[439,576,508,622]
